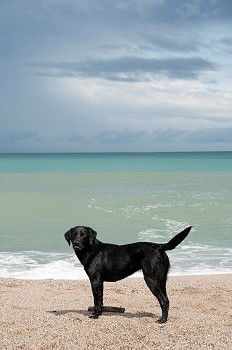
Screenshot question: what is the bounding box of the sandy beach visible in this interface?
[0,274,231,350]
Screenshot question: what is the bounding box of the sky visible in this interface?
[0,0,232,152]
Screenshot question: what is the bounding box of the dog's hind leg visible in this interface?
[143,275,169,323]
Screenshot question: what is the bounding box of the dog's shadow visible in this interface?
[48,309,155,319]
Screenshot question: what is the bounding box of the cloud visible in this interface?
[0,128,231,153]
[88,127,232,146]
[35,56,215,81]
[152,127,232,144]
[220,37,232,46]
[43,0,232,23]
[55,132,82,143]
[87,37,200,61]
[148,38,199,53]
[220,36,232,53]
[186,127,232,143]
[97,129,147,144]
[0,0,232,152]
[0,132,38,143]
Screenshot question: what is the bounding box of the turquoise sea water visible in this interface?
[0,152,231,279]
[1,152,232,173]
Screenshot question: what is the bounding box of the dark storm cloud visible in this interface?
[1,0,231,63]
[35,56,215,81]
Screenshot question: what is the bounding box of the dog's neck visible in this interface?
[74,239,102,267]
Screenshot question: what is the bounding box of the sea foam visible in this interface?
[0,244,231,280]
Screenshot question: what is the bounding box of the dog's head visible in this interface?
[64,226,97,251]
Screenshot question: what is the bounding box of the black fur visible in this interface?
[64,225,192,323]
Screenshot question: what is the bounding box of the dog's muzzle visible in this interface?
[73,244,82,250]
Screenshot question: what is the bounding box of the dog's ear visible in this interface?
[88,227,97,246]
[64,229,72,246]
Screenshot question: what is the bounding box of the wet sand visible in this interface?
[0,274,231,349]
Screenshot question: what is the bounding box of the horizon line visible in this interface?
[1,150,232,155]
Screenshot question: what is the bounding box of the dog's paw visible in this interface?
[156,318,167,324]
[89,314,99,319]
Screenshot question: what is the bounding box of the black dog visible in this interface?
[64,225,192,323]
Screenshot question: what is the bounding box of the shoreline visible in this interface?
[0,271,232,281]
[1,274,231,349]
[0,270,231,281]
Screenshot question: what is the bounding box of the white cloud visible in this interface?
[44,75,232,135]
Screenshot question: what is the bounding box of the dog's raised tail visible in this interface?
[158,226,192,252]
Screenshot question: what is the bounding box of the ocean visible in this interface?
[0,152,231,279]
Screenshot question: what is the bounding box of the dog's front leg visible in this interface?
[89,279,103,319]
